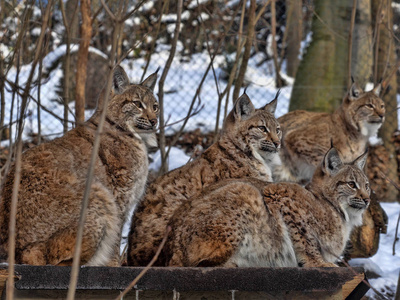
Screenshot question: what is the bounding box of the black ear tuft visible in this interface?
[262,90,280,114]
[113,65,130,94]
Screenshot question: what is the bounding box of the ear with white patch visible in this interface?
[233,93,255,121]
[140,68,159,91]
[353,149,368,170]
[113,65,130,94]
[262,89,280,115]
[322,147,343,175]
[348,82,363,101]
[372,83,382,97]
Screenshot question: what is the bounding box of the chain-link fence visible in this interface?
[1,0,400,197]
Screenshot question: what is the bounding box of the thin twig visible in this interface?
[158,0,183,175]
[347,0,357,89]
[140,0,169,82]
[6,1,54,298]
[121,0,149,22]
[100,0,116,20]
[115,226,171,300]
[162,57,216,173]
[6,141,22,300]
[373,0,385,85]
[270,0,283,88]
[378,171,400,256]
[66,11,124,300]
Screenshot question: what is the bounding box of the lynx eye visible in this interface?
[134,101,143,109]
[347,181,357,189]
[153,104,159,112]
[365,104,374,109]
[365,183,370,190]
[276,127,281,134]
[258,126,268,132]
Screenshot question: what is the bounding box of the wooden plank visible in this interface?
[342,273,366,299]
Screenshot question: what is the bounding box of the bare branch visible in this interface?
[7,1,54,298]
[140,0,169,82]
[158,0,183,175]
[100,0,116,21]
[67,12,124,300]
[347,0,358,89]
[121,0,149,23]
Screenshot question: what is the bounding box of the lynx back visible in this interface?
[0,66,159,266]
[127,92,282,266]
[165,148,370,268]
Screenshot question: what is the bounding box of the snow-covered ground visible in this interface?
[2,45,399,298]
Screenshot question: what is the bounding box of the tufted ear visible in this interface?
[233,93,255,121]
[140,68,159,91]
[322,147,343,176]
[113,65,130,94]
[372,83,382,97]
[347,82,363,101]
[353,149,368,171]
[262,89,280,115]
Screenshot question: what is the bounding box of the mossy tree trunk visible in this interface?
[289,0,347,112]
[289,0,371,112]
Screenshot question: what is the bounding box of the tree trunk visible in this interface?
[372,0,399,202]
[285,0,302,78]
[75,0,92,124]
[289,0,350,112]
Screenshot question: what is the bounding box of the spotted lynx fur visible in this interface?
[275,82,384,183]
[127,93,282,266]
[0,66,159,266]
[165,147,370,267]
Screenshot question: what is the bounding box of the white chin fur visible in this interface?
[139,132,158,148]
[360,122,382,137]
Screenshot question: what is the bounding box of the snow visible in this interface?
[1,43,399,297]
[349,202,400,298]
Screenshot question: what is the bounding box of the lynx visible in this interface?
[127,92,282,266]
[274,82,384,183]
[165,147,370,268]
[0,66,159,266]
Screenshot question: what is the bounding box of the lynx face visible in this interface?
[343,83,385,137]
[106,67,159,147]
[224,93,281,166]
[316,147,370,226]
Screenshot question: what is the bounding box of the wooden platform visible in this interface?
[0,265,368,299]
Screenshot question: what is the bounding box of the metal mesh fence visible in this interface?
[1,0,400,202]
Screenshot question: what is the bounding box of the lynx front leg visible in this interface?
[281,213,337,268]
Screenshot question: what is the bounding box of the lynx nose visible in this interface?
[273,141,281,149]
[150,118,158,126]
